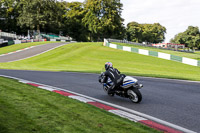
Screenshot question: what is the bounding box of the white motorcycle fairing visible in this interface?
[121,76,138,89]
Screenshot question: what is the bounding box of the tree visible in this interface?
[152,23,166,43]
[194,35,200,49]
[126,22,166,43]
[43,1,66,34]
[83,0,125,41]
[0,0,20,33]
[170,32,186,44]
[63,2,89,41]
[17,0,61,36]
[170,26,200,49]
[126,22,142,42]
[0,0,127,41]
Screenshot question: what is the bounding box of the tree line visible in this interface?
[0,0,199,49]
[0,0,125,41]
[170,26,200,50]
[0,0,166,42]
[126,21,166,43]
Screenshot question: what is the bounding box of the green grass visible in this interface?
[113,42,200,60]
[0,41,57,55]
[0,76,160,133]
[0,42,200,81]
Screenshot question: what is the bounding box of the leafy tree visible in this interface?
[0,0,20,33]
[152,23,166,43]
[170,32,186,44]
[142,24,154,43]
[143,23,166,43]
[194,35,200,49]
[126,22,166,43]
[83,0,125,41]
[0,0,127,41]
[17,0,62,36]
[63,2,89,41]
[170,26,200,49]
[43,1,66,34]
[126,22,142,42]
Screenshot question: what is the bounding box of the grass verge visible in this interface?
[0,42,200,81]
[113,42,200,60]
[0,76,160,133]
[0,41,57,55]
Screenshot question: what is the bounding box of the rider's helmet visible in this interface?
[105,62,113,70]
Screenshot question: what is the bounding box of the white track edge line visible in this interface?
[0,46,37,57]
[0,74,196,133]
[5,43,69,63]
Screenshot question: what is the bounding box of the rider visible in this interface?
[99,62,125,94]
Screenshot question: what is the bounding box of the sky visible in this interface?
[65,0,200,42]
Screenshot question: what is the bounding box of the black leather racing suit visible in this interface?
[101,67,124,94]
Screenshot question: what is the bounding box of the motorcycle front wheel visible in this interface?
[127,88,142,103]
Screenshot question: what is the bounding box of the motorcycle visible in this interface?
[99,73,143,103]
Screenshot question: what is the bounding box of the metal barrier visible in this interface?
[107,38,194,53]
[104,39,200,67]
[0,31,17,39]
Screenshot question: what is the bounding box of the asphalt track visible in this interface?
[0,42,69,62]
[0,69,199,132]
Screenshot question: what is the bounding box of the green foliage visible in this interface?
[63,2,89,41]
[126,22,166,43]
[0,0,65,35]
[0,0,20,32]
[170,26,200,49]
[83,0,125,41]
[0,0,125,41]
[18,0,61,33]
[126,22,143,43]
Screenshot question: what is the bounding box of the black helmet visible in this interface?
[105,62,113,70]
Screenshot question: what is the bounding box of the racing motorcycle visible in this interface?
[99,73,143,103]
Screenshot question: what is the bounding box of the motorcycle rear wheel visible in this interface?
[128,88,142,103]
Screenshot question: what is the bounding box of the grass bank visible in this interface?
[0,41,57,55]
[0,76,160,133]
[113,42,200,60]
[0,42,200,81]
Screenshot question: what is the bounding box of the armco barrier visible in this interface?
[104,39,200,67]
[158,52,171,60]
[14,40,21,44]
[131,47,139,53]
[171,55,182,62]
[6,38,71,46]
[110,43,117,49]
[149,51,158,57]
[117,45,123,50]
[139,49,149,55]
[8,41,14,45]
[106,43,109,47]
[182,57,198,66]
[4,39,65,48]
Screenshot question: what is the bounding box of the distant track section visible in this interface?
[0,42,69,62]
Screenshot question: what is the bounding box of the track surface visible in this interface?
[0,69,199,132]
[0,42,68,62]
